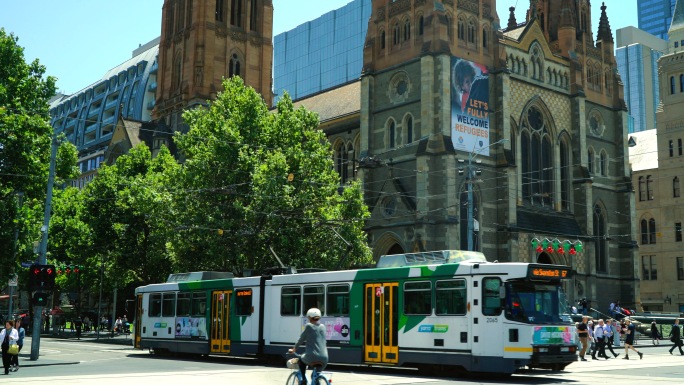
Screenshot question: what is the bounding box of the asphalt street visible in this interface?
[6,335,684,385]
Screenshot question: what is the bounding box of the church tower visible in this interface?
[155,0,273,132]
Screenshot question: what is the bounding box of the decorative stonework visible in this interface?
[388,71,412,104]
[230,31,247,42]
[389,0,411,17]
[457,0,479,15]
[250,36,263,47]
[483,4,491,18]
[587,110,605,137]
[508,80,571,130]
[376,6,386,21]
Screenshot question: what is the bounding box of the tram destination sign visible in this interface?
[528,266,571,280]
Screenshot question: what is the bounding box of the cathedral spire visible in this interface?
[507,7,517,29]
[597,2,614,43]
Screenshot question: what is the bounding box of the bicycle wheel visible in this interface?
[313,375,330,385]
[286,372,300,385]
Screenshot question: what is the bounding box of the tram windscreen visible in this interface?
[504,281,566,324]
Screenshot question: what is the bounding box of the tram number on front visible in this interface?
[486,317,498,323]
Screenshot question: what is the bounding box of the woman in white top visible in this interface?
[0,320,19,375]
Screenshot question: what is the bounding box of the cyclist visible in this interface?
[288,308,328,385]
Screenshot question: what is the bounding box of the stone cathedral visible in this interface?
[154,0,639,310]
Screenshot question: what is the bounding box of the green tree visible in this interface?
[172,77,372,274]
[78,144,180,295]
[0,29,77,277]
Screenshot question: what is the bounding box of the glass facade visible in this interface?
[273,0,371,104]
[616,43,662,132]
[638,0,676,40]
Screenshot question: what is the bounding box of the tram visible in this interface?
[133,250,577,374]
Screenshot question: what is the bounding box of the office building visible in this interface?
[638,0,676,40]
[632,0,684,312]
[49,39,160,188]
[273,0,370,103]
[616,27,667,132]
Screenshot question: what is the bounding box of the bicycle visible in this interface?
[285,352,331,385]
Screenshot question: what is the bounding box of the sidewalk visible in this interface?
[35,329,134,345]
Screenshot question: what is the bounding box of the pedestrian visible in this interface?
[603,319,620,358]
[651,320,661,345]
[668,318,684,355]
[10,319,24,372]
[74,315,83,340]
[0,320,19,375]
[115,317,123,334]
[577,316,590,361]
[622,319,643,360]
[594,319,609,359]
[587,320,597,359]
[611,319,621,348]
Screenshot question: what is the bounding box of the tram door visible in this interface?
[364,283,399,364]
[211,290,232,353]
[134,294,142,348]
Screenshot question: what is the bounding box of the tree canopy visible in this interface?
[171,77,372,275]
[0,28,77,278]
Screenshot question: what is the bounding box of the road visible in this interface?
[9,337,684,384]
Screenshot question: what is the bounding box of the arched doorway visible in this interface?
[386,244,405,255]
[536,252,553,264]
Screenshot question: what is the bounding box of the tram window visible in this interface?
[436,279,467,315]
[235,289,253,316]
[482,277,503,316]
[177,292,191,316]
[304,285,325,313]
[192,292,207,316]
[326,284,350,316]
[403,281,432,315]
[281,286,301,316]
[149,293,162,317]
[162,293,176,317]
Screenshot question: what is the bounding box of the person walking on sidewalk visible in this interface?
[594,319,609,359]
[651,320,661,345]
[603,319,620,358]
[577,316,590,361]
[0,320,18,375]
[622,319,643,360]
[9,320,24,372]
[668,318,684,355]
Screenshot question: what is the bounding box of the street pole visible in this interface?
[460,139,508,252]
[9,192,23,321]
[30,134,58,361]
[466,166,475,251]
[97,256,104,340]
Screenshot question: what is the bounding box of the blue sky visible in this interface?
[0,0,637,95]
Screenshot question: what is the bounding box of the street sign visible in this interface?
[8,275,18,287]
[21,261,33,268]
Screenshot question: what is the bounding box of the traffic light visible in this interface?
[29,264,56,291]
[32,292,48,306]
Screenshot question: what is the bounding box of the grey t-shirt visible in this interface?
[294,322,328,367]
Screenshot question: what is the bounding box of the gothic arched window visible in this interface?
[229,53,241,78]
[231,0,243,27]
[594,205,607,272]
[520,106,553,207]
[388,120,396,149]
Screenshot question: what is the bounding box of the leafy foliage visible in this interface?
[172,77,372,274]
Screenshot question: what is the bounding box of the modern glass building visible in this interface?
[273,0,371,103]
[638,0,676,40]
[616,27,667,132]
[49,38,160,186]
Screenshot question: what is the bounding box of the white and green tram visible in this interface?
[133,250,577,374]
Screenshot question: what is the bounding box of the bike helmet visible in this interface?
[306,308,322,318]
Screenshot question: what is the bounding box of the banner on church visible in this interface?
[451,57,490,156]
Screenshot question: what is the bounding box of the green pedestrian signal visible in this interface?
[32,292,48,306]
